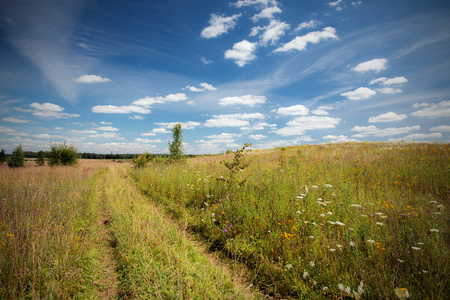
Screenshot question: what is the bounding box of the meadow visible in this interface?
[0,142,448,299]
[133,142,449,299]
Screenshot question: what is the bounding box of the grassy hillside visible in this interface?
[133,142,449,299]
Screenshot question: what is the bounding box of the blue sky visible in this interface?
[1,0,449,154]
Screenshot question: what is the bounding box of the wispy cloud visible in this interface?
[274,27,338,53]
[92,105,151,114]
[30,102,80,119]
[410,100,450,119]
[2,117,32,123]
[201,14,241,38]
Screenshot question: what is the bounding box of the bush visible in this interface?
[36,150,46,166]
[133,152,153,168]
[7,145,25,168]
[48,142,78,166]
[0,149,5,164]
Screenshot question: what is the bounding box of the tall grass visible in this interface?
[133,142,450,299]
[0,161,107,298]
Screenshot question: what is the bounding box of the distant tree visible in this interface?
[7,145,25,168]
[48,142,78,166]
[0,149,5,164]
[133,152,153,168]
[36,150,46,166]
[168,123,184,160]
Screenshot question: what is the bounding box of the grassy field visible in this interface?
[133,142,449,299]
[1,142,449,299]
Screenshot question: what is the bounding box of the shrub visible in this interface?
[0,149,5,164]
[36,150,46,166]
[133,152,153,168]
[48,142,79,166]
[7,145,25,168]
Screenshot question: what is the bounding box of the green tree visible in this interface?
[7,145,25,168]
[168,123,184,160]
[0,149,5,164]
[133,152,153,168]
[36,150,46,166]
[48,142,78,166]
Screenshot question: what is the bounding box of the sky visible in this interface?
[0,0,449,155]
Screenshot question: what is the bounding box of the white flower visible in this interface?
[397,259,405,263]
[430,229,440,233]
[320,214,325,217]
[330,248,336,252]
[351,204,362,208]
[394,287,410,299]
[285,263,293,269]
[375,212,383,215]
[323,286,328,291]
[357,281,364,294]
[204,202,209,206]
[349,241,356,247]
[361,214,368,217]
[303,271,309,279]
[312,185,318,188]
[336,221,345,226]
[434,212,442,215]
[367,239,376,244]
[411,246,421,251]
[422,270,428,273]
[324,184,333,188]
[417,242,424,245]
[369,202,375,205]
[317,197,323,201]
[336,244,342,249]
[309,235,315,239]
[211,213,215,218]
[296,211,302,214]
[376,222,384,226]
[327,211,333,215]
[327,221,336,225]
[309,261,315,267]
[345,286,351,294]
[338,283,344,291]
[436,204,445,210]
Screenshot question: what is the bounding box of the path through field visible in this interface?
[92,163,261,299]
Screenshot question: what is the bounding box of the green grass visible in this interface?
[133,142,450,299]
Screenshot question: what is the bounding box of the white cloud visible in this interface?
[134,138,163,143]
[94,126,119,131]
[369,76,408,85]
[132,96,164,107]
[100,121,112,125]
[390,133,442,141]
[204,113,265,128]
[248,134,267,140]
[70,129,98,135]
[75,74,111,83]
[154,121,201,130]
[132,93,188,107]
[129,115,144,120]
[351,1,362,7]
[225,40,258,67]
[341,87,376,100]
[430,125,450,132]
[274,27,338,53]
[201,14,241,38]
[252,6,282,22]
[233,0,278,8]
[328,0,343,7]
[2,117,32,123]
[219,95,266,107]
[377,87,402,94]
[90,132,123,139]
[200,56,213,64]
[0,126,29,136]
[163,93,188,102]
[92,105,151,114]
[140,132,156,136]
[30,102,80,119]
[241,122,277,131]
[253,19,290,46]
[311,105,333,115]
[351,125,420,138]
[295,20,320,31]
[353,58,387,73]
[410,100,450,119]
[186,83,217,92]
[272,104,309,116]
[412,102,431,108]
[368,112,408,123]
[152,128,170,134]
[33,133,66,139]
[275,116,341,136]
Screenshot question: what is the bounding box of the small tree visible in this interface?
[0,149,5,164]
[48,142,78,166]
[7,145,25,168]
[36,150,46,166]
[168,123,184,160]
[133,152,153,168]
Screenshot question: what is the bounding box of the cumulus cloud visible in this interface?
[219,95,266,107]
[368,112,408,123]
[272,104,309,116]
[241,122,277,131]
[30,102,80,119]
[430,125,450,132]
[185,83,217,92]
[0,126,29,136]
[311,106,333,115]
[274,27,338,53]
[251,6,282,22]
[94,126,119,131]
[275,116,341,136]
[353,58,387,73]
[251,20,290,46]
[233,0,278,8]
[410,100,450,119]
[204,113,265,128]
[2,117,32,123]
[351,125,420,138]
[75,74,111,83]
[295,20,320,31]
[224,40,258,66]
[92,105,151,114]
[154,121,201,130]
[132,93,188,107]
[322,135,357,142]
[369,76,408,85]
[341,87,376,100]
[390,133,442,141]
[201,13,241,38]
[248,134,267,140]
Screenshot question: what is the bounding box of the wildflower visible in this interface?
[367,239,376,244]
[436,204,445,210]
[323,286,328,291]
[430,229,439,233]
[417,242,424,245]
[296,196,304,199]
[394,287,410,299]
[309,261,315,267]
[336,221,345,226]
[375,212,383,215]
[397,259,405,263]
[317,197,323,201]
[327,221,336,225]
[422,270,428,273]
[320,214,325,217]
[349,241,356,247]
[434,212,442,215]
[285,263,293,269]
[296,211,302,214]
[369,202,375,205]
[411,246,421,250]
[361,214,368,217]
[327,211,333,215]
[211,213,215,218]
[345,286,351,294]
[357,281,364,294]
[303,271,309,279]
[376,222,384,226]
[224,228,228,233]
[324,184,332,188]
[329,248,336,252]
[312,185,318,189]
[338,283,344,291]
[309,235,314,239]
[204,202,209,206]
